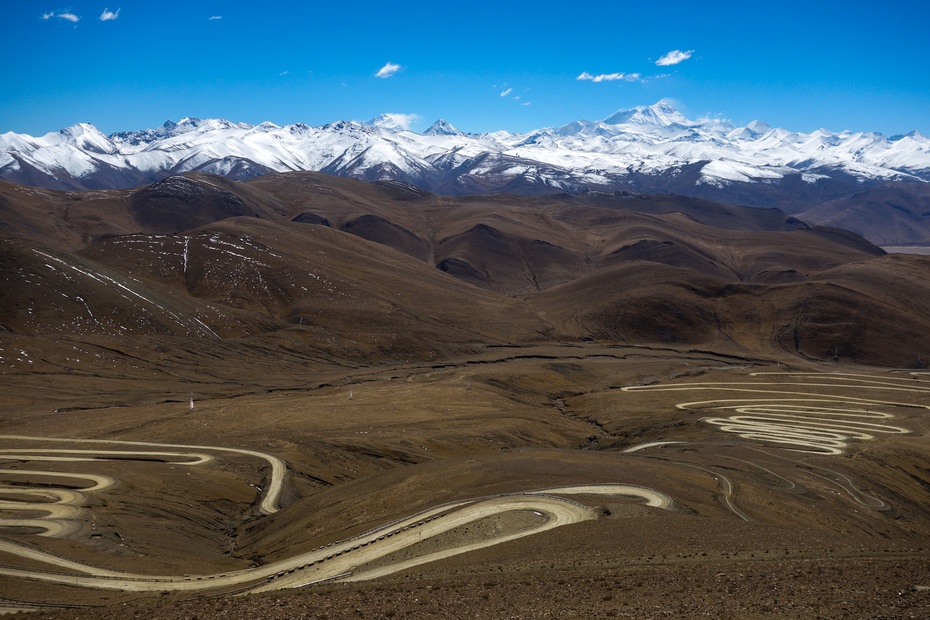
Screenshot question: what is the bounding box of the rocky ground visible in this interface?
[34,556,930,619]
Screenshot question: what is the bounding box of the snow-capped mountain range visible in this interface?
[2,102,928,206]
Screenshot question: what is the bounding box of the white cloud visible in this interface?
[375,113,420,130]
[577,71,642,83]
[655,49,693,66]
[100,7,120,21]
[208,15,222,20]
[500,87,513,97]
[278,70,289,76]
[521,102,532,106]
[43,10,81,22]
[375,62,402,78]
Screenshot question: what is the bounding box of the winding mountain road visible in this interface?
[5,372,911,600]
[0,482,673,594]
[0,433,675,595]
[622,372,926,454]
[0,435,285,516]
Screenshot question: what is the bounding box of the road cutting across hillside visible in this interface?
[0,435,285,515]
[0,473,674,594]
[622,372,927,454]
[0,469,117,537]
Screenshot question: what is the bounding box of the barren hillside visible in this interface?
[0,173,928,618]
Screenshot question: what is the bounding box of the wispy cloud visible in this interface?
[498,84,531,103]
[655,49,693,66]
[577,71,642,83]
[375,62,402,78]
[42,10,80,22]
[278,70,290,77]
[99,7,120,21]
[377,112,420,130]
[208,15,222,20]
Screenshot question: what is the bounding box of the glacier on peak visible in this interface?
[54,123,118,155]
[602,102,694,128]
[424,119,463,136]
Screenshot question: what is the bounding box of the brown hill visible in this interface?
[0,173,289,251]
[0,171,921,367]
[127,174,288,233]
[798,180,930,245]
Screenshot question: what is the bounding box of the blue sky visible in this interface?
[3,1,929,137]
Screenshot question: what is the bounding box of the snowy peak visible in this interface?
[58,123,117,154]
[59,122,101,139]
[424,119,462,136]
[891,130,928,142]
[602,102,693,128]
[747,120,771,133]
[176,118,247,134]
[728,120,773,141]
[111,118,242,147]
[161,117,235,136]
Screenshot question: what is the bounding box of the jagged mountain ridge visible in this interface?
[2,102,928,208]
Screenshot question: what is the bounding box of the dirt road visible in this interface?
[0,432,675,596]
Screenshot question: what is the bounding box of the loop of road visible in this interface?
[0,435,285,519]
[0,433,675,596]
[0,478,673,594]
[622,373,927,454]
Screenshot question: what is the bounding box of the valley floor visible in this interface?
[1,344,928,618]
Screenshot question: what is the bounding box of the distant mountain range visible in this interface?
[2,102,929,243]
